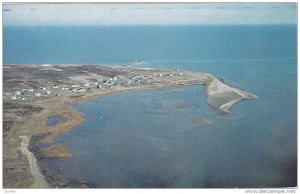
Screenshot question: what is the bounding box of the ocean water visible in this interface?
[4,25,297,187]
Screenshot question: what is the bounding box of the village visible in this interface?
[3,64,258,188]
[4,65,184,103]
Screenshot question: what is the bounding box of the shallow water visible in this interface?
[51,79,296,187]
[4,25,297,187]
[47,115,66,127]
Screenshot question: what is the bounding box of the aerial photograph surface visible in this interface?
[2,2,297,189]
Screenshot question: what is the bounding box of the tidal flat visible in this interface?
[3,64,256,188]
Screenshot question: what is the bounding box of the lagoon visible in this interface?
[4,24,297,187]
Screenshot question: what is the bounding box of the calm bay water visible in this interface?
[4,25,297,187]
[47,115,66,127]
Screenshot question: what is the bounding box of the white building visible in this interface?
[84,83,90,87]
[35,93,41,97]
[28,88,34,92]
[21,97,27,101]
[113,77,118,81]
[15,91,21,96]
[11,96,17,100]
[40,87,47,90]
[52,85,59,89]
[71,85,79,88]
[46,91,51,95]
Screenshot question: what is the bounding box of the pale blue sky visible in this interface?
[3,3,297,26]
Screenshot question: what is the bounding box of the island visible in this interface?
[3,64,257,188]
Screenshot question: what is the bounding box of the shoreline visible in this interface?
[20,136,50,188]
[3,64,257,188]
[25,83,206,188]
[26,79,257,187]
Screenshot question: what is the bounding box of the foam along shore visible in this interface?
[205,76,257,113]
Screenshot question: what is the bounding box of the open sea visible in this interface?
[4,25,297,187]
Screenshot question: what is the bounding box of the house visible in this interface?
[21,97,27,101]
[15,91,21,96]
[84,83,90,87]
[40,87,47,90]
[179,72,183,76]
[28,88,34,92]
[35,93,41,97]
[77,88,86,92]
[46,91,51,95]
[6,93,10,96]
[22,89,27,92]
[113,77,118,81]
[11,96,17,100]
[71,85,79,88]
[52,84,59,89]
[94,82,99,85]
[109,78,113,81]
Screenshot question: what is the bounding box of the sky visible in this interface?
[3,3,297,26]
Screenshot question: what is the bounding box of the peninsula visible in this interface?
[3,64,257,188]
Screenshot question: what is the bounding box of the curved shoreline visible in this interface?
[27,79,256,187]
[20,136,50,188]
[27,133,95,188]
[6,65,257,188]
[205,77,257,113]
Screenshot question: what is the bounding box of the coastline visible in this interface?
[3,64,257,188]
[20,136,50,188]
[26,79,257,187]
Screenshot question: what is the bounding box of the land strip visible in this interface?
[3,64,257,188]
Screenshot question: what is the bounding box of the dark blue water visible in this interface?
[3,25,296,65]
[47,115,66,127]
[4,25,297,187]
